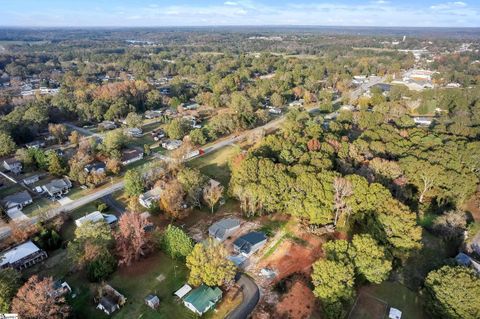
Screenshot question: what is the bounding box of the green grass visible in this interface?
[69,252,192,319]
[360,282,428,319]
[257,219,288,237]
[23,197,57,217]
[188,145,241,185]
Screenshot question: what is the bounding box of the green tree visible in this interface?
[350,234,392,284]
[0,131,16,157]
[189,128,207,145]
[186,238,236,287]
[47,151,66,177]
[124,169,144,197]
[162,224,194,259]
[125,112,143,128]
[102,129,126,155]
[425,266,480,319]
[165,118,189,140]
[311,259,355,318]
[0,268,21,312]
[86,252,117,282]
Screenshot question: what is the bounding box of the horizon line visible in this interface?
[0,25,479,29]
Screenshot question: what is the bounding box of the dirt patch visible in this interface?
[275,280,317,319]
[463,189,480,222]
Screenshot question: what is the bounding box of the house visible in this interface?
[75,211,118,227]
[139,187,163,208]
[233,232,267,256]
[209,218,241,242]
[50,280,72,298]
[23,174,40,185]
[174,284,192,299]
[41,178,72,198]
[96,284,126,315]
[0,241,48,270]
[455,253,480,274]
[2,191,33,211]
[412,116,433,126]
[183,102,199,110]
[99,121,117,130]
[268,107,282,115]
[84,162,106,174]
[3,158,22,174]
[289,100,304,107]
[25,140,46,149]
[121,148,144,166]
[183,285,222,316]
[125,127,143,138]
[161,140,182,150]
[145,110,163,119]
[144,294,160,309]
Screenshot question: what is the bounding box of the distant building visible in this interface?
[2,191,33,211]
[23,174,40,185]
[412,116,433,126]
[183,285,222,316]
[161,139,182,150]
[121,148,144,166]
[139,187,163,208]
[84,162,106,174]
[25,140,46,149]
[75,211,118,228]
[144,294,160,309]
[0,241,48,270]
[145,110,163,119]
[50,280,72,298]
[96,284,126,315]
[3,158,22,174]
[99,121,117,130]
[209,218,241,242]
[233,232,267,256]
[41,178,72,198]
[125,127,143,138]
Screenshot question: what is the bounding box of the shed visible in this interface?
[389,307,402,319]
[144,294,160,309]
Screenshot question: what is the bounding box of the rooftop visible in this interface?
[184,285,222,313]
[0,241,42,267]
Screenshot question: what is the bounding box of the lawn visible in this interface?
[188,145,241,185]
[354,281,428,319]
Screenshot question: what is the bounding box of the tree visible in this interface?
[186,238,236,287]
[48,124,67,144]
[125,112,143,128]
[333,177,353,227]
[177,168,207,207]
[432,209,467,239]
[11,275,70,319]
[106,158,121,175]
[102,129,125,155]
[424,266,480,319]
[68,131,80,146]
[115,211,151,266]
[124,169,144,197]
[162,224,194,259]
[350,234,392,284]
[165,118,189,140]
[86,253,117,282]
[0,131,16,157]
[203,182,224,213]
[0,268,21,312]
[190,128,207,145]
[160,180,186,218]
[311,259,355,318]
[400,157,442,204]
[47,151,66,177]
[271,92,285,107]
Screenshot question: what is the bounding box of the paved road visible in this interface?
[64,122,103,138]
[101,194,126,215]
[226,273,260,319]
[0,77,385,241]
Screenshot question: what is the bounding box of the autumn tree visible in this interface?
[106,158,122,175]
[333,177,353,227]
[177,168,207,207]
[48,123,68,144]
[125,112,143,128]
[47,151,66,177]
[424,266,480,319]
[162,224,194,259]
[203,181,224,213]
[186,238,236,287]
[68,130,80,146]
[11,275,70,319]
[0,268,21,312]
[115,211,151,266]
[159,179,186,218]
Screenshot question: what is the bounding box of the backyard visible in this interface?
[188,145,241,185]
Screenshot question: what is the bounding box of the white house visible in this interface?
[0,241,48,270]
[161,140,182,150]
[139,187,163,208]
[75,211,118,227]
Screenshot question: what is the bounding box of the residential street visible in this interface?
[226,273,260,319]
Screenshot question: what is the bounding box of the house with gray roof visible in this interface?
[2,191,32,211]
[208,218,241,242]
[42,178,72,198]
[0,240,48,270]
[233,232,267,256]
[3,158,22,174]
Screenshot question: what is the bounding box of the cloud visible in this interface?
[224,1,238,6]
[430,1,467,10]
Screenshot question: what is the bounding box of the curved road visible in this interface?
[226,273,260,319]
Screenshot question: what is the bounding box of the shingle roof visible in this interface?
[2,191,32,206]
[209,218,240,241]
[233,231,267,254]
[0,241,41,267]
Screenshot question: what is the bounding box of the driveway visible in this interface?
[226,273,260,319]
[101,194,126,215]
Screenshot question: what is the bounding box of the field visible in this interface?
[350,282,428,319]
[188,145,241,184]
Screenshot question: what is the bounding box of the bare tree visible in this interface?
[11,275,70,319]
[333,177,353,227]
[203,182,224,214]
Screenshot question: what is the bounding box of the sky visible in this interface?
[1,0,479,27]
